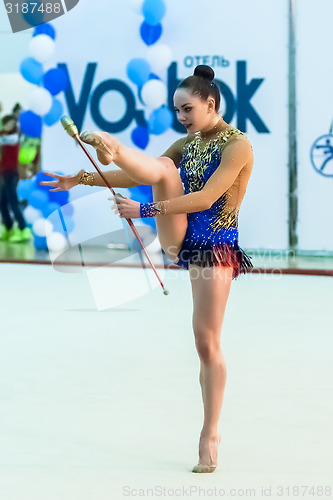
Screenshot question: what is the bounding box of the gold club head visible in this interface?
[61,116,78,137]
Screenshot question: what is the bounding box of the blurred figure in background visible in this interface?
[0,114,32,242]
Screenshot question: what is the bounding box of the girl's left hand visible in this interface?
[109,194,141,219]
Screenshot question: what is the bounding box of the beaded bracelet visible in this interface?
[140,201,167,218]
[78,171,95,185]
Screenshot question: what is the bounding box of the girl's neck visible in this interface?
[199,117,230,139]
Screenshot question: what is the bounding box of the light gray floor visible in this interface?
[0,264,332,500]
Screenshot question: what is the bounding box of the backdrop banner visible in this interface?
[42,0,290,251]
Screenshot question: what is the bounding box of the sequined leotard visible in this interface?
[162,122,253,279]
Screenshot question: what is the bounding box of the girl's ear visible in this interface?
[207,97,215,112]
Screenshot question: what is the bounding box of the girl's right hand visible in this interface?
[39,169,85,191]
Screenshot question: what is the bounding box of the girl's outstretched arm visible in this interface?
[40,168,140,191]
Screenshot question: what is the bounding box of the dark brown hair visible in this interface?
[177,65,221,112]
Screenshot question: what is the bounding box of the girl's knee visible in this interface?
[195,336,224,365]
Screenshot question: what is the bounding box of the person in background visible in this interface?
[0,114,32,242]
[12,103,23,120]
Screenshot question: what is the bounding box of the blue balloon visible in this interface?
[44,99,63,126]
[51,214,74,234]
[148,107,173,135]
[28,189,49,210]
[140,21,162,45]
[17,179,36,200]
[129,185,151,202]
[33,23,56,39]
[42,202,60,219]
[23,1,44,27]
[19,111,42,138]
[43,68,69,96]
[61,203,74,217]
[20,58,43,84]
[33,235,48,251]
[128,185,156,231]
[62,216,75,234]
[142,0,166,25]
[127,59,151,86]
[48,189,70,206]
[35,171,54,193]
[131,126,149,149]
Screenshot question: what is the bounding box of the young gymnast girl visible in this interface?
[41,65,254,473]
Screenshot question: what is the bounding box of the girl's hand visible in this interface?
[39,169,85,191]
[109,194,141,219]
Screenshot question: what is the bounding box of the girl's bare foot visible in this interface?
[192,433,222,473]
[79,131,118,166]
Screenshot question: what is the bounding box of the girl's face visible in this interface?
[173,88,216,134]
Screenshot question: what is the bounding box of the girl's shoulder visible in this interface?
[160,137,189,167]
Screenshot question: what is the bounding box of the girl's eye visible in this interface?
[185,107,192,112]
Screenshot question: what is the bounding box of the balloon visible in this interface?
[43,68,69,96]
[142,0,166,25]
[19,111,42,138]
[47,232,67,252]
[23,205,42,224]
[48,189,70,206]
[35,171,54,194]
[33,217,54,237]
[131,126,149,149]
[17,179,36,200]
[62,216,75,234]
[28,189,49,210]
[146,44,173,72]
[148,106,173,135]
[29,34,55,63]
[42,202,60,219]
[33,23,56,40]
[29,88,53,116]
[61,203,74,216]
[126,59,151,86]
[20,57,43,84]
[140,21,162,45]
[141,79,167,109]
[44,99,63,126]
[33,235,48,251]
[138,73,160,105]
[19,147,37,164]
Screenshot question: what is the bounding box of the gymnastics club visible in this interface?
[60,116,169,296]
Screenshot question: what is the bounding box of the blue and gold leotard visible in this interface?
[162,122,253,279]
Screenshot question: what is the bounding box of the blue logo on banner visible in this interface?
[59,61,270,134]
[310,134,333,177]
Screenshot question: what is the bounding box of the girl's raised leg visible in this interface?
[80,130,187,261]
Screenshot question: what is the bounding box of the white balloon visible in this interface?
[33,217,53,237]
[146,45,173,72]
[23,206,42,224]
[29,34,55,63]
[29,87,53,116]
[129,0,144,14]
[141,80,167,109]
[47,232,67,252]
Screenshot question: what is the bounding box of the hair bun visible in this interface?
[193,65,215,81]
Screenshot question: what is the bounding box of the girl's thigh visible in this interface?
[189,265,233,344]
[152,157,187,261]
